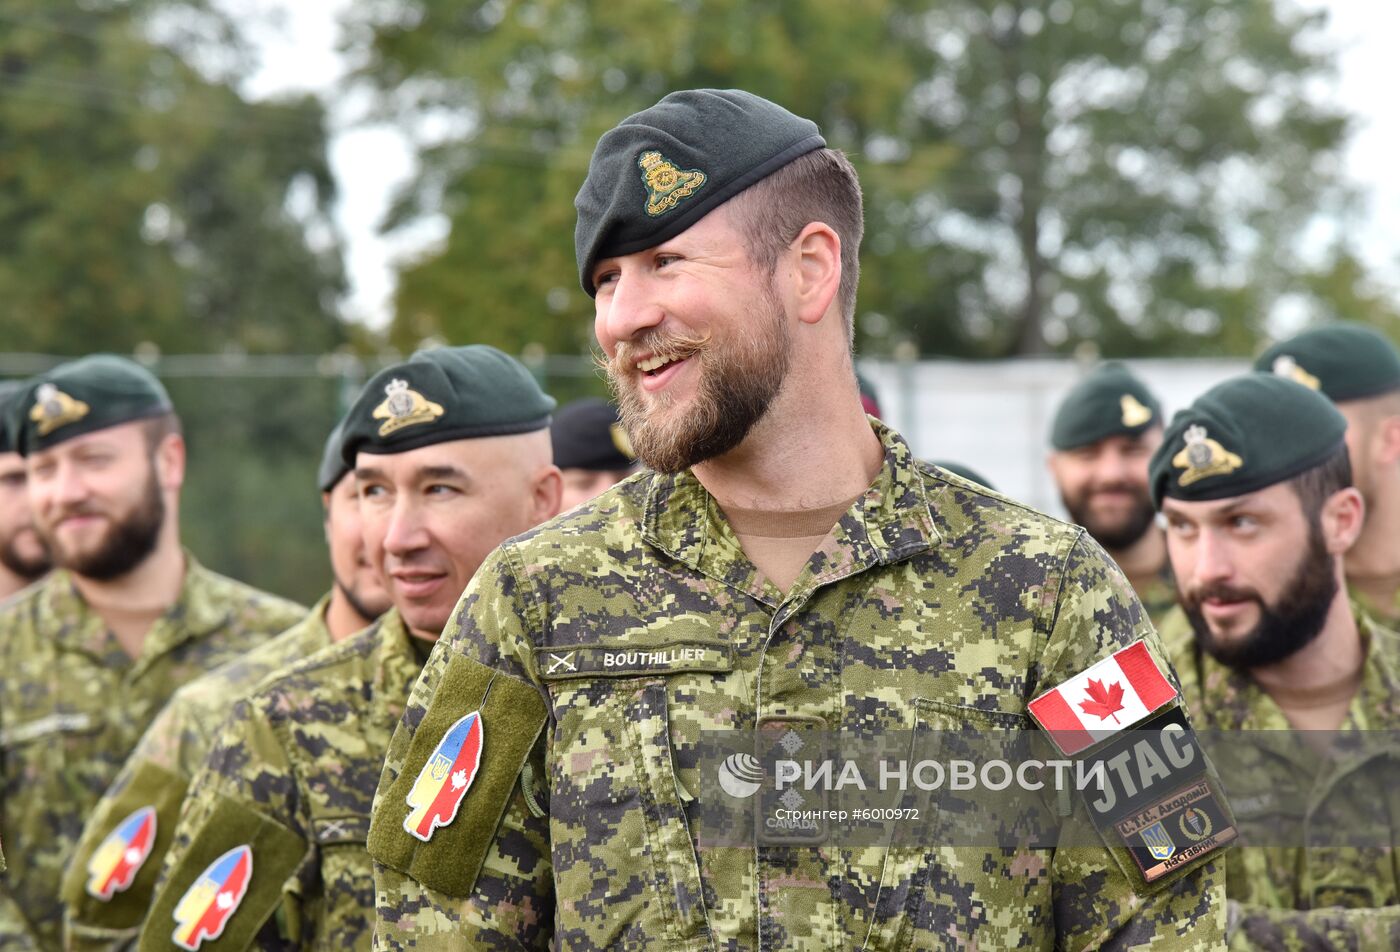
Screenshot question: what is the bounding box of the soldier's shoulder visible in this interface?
[188,562,307,625]
[499,469,653,560]
[244,622,379,715]
[920,461,1086,559]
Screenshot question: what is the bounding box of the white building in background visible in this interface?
[861,358,1252,519]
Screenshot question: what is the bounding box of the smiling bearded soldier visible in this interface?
[366,89,1228,949]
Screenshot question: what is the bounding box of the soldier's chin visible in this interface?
[398,604,450,641]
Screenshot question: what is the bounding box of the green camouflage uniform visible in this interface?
[59,594,337,950]
[369,422,1226,950]
[1133,561,1178,631]
[0,558,304,949]
[137,609,422,952]
[1162,605,1400,949]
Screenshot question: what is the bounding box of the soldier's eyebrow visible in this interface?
[354,466,387,482]
[416,464,474,487]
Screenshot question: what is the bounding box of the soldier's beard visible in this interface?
[44,467,166,581]
[607,290,791,474]
[0,528,51,581]
[1180,524,1338,671]
[1062,484,1157,552]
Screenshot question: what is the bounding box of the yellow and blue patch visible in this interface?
[404,710,484,842]
[171,844,252,951]
[85,806,157,901]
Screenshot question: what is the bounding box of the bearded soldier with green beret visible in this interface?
[1048,363,1175,625]
[367,90,1226,950]
[0,355,306,949]
[1151,373,1400,948]
[136,346,562,952]
[1257,323,1400,627]
[59,418,391,951]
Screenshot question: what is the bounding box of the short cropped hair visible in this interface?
[141,412,183,451]
[1290,443,1353,520]
[728,148,864,344]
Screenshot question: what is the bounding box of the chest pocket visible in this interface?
[292,814,374,951]
[863,698,1046,952]
[545,675,716,952]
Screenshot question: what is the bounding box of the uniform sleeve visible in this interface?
[61,698,193,952]
[0,635,45,949]
[369,545,554,950]
[1228,902,1400,950]
[138,700,309,952]
[1041,534,1227,950]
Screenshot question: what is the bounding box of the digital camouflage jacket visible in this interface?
[137,608,422,952]
[368,422,1227,951]
[60,594,336,950]
[1164,606,1400,950]
[0,557,304,949]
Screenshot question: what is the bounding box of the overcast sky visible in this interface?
[224,0,1400,333]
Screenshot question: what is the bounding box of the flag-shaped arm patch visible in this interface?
[1028,639,1178,755]
[86,806,158,901]
[137,795,305,952]
[369,652,547,898]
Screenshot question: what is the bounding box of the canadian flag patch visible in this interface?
[1028,640,1177,755]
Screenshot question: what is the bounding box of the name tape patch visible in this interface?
[536,641,732,681]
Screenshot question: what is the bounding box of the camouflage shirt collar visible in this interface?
[46,551,231,657]
[641,420,941,602]
[372,607,432,700]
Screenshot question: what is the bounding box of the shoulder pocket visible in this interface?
[367,652,547,898]
[139,795,305,952]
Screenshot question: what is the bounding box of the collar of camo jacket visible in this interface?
[641,418,943,607]
[41,550,228,662]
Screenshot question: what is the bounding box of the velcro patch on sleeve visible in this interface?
[61,760,189,929]
[534,640,732,680]
[367,652,548,898]
[138,796,306,952]
[1028,639,1178,755]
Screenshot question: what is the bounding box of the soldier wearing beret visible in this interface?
[1256,322,1400,626]
[367,89,1224,949]
[0,355,306,949]
[137,346,561,951]
[1151,373,1400,947]
[60,418,391,950]
[0,380,51,602]
[1048,363,1175,624]
[551,397,638,510]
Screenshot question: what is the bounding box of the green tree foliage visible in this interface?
[352,0,1395,359]
[0,1,347,355]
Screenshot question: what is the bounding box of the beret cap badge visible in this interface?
[1172,424,1243,487]
[638,150,707,217]
[29,383,90,437]
[1120,394,1153,428]
[373,378,445,437]
[1271,355,1321,391]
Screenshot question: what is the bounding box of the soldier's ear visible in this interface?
[152,432,186,492]
[532,465,563,523]
[1320,486,1364,555]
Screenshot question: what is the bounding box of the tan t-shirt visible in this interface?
[720,494,862,595]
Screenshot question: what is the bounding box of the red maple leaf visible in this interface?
[1078,678,1126,724]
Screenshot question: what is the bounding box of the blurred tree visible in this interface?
[0,0,347,355]
[351,0,1396,359]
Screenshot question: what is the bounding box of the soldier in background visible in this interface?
[1048,362,1175,623]
[1152,373,1400,947]
[1257,322,1400,625]
[60,417,391,950]
[367,89,1224,949]
[0,355,305,949]
[0,381,51,601]
[550,397,638,510]
[138,346,561,951]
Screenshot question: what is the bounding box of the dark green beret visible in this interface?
[1254,322,1400,402]
[1149,374,1346,508]
[318,417,351,492]
[550,398,635,471]
[340,345,556,464]
[574,88,826,295]
[930,460,995,492]
[1050,363,1162,451]
[7,355,173,457]
[0,380,26,455]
